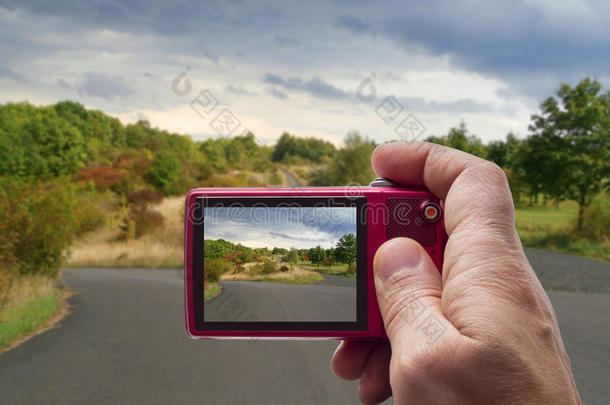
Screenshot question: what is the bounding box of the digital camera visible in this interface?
[184,179,446,339]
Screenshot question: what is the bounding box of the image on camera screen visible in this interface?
[202,204,358,323]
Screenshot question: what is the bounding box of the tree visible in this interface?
[148,151,180,195]
[426,121,486,158]
[322,255,335,269]
[334,233,357,274]
[308,245,326,266]
[528,78,610,232]
[283,248,299,270]
[310,132,376,186]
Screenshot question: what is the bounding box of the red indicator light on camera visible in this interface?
[423,203,440,222]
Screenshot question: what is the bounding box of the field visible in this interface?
[299,261,356,278]
[515,197,609,262]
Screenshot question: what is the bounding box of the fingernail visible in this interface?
[374,238,422,282]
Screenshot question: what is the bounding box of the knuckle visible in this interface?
[391,346,455,391]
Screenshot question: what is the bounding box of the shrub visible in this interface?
[0,178,81,276]
[126,189,164,207]
[579,193,610,241]
[120,205,164,238]
[204,258,232,283]
[260,258,278,274]
[76,165,124,191]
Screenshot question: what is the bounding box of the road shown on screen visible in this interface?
[204,276,356,322]
[0,249,608,404]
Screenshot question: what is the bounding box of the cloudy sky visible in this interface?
[204,206,356,249]
[1,0,609,145]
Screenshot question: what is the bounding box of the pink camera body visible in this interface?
[185,182,446,340]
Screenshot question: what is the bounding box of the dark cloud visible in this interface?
[263,73,350,100]
[335,3,610,78]
[274,35,299,46]
[0,65,25,82]
[266,87,288,99]
[263,73,494,113]
[76,72,135,100]
[56,78,72,90]
[226,84,256,96]
[335,15,371,35]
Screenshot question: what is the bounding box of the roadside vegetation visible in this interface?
[0,276,64,351]
[202,234,356,289]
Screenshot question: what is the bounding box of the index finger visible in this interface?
[371,141,516,237]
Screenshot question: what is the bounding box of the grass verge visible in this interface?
[0,276,66,352]
[299,261,356,278]
[204,282,221,302]
[221,267,323,284]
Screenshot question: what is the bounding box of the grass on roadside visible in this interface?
[204,282,221,301]
[0,276,64,351]
[299,261,356,278]
[221,267,323,284]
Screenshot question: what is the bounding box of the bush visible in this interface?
[280,265,289,272]
[76,166,124,191]
[120,205,164,239]
[0,178,81,276]
[204,258,232,283]
[261,258,278,274]
[126,189,164,207]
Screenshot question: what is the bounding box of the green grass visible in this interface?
[204,282,220,302]
[299,261,357,278]
[0,276,62,350]
[514,197,609,262]
[246,273,324,284]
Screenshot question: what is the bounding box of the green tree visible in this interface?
[528,77,610,232]
[334,233,357,274]
[308,245,326,266]
[283,248,299,270]
[148,151,180,194]
[310,132,376,186]
[425,121,486,158]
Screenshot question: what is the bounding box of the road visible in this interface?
[205,277,356,322]
[280,167,302,187]
[0,249,608,404]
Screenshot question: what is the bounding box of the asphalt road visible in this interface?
[204,278,357,322]
[0,249,608,404]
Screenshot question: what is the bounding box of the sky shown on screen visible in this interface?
[1,1,609,145]
[204,206,356,249]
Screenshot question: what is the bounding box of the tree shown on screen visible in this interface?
[334,233,357,274]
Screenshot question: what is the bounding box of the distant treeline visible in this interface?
[0,77,607,280]
[203,234,357,282]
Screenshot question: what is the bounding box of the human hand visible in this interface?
[331,142,581,405]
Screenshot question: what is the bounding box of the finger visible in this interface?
[374,237,456,347]
[358,343,392,405]
[371,141,516,236]
[371,141,523,285]
[331,340,378,381]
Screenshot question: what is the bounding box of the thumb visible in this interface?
[374,238,453,347]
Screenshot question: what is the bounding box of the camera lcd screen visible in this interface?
[192,196,367,331]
